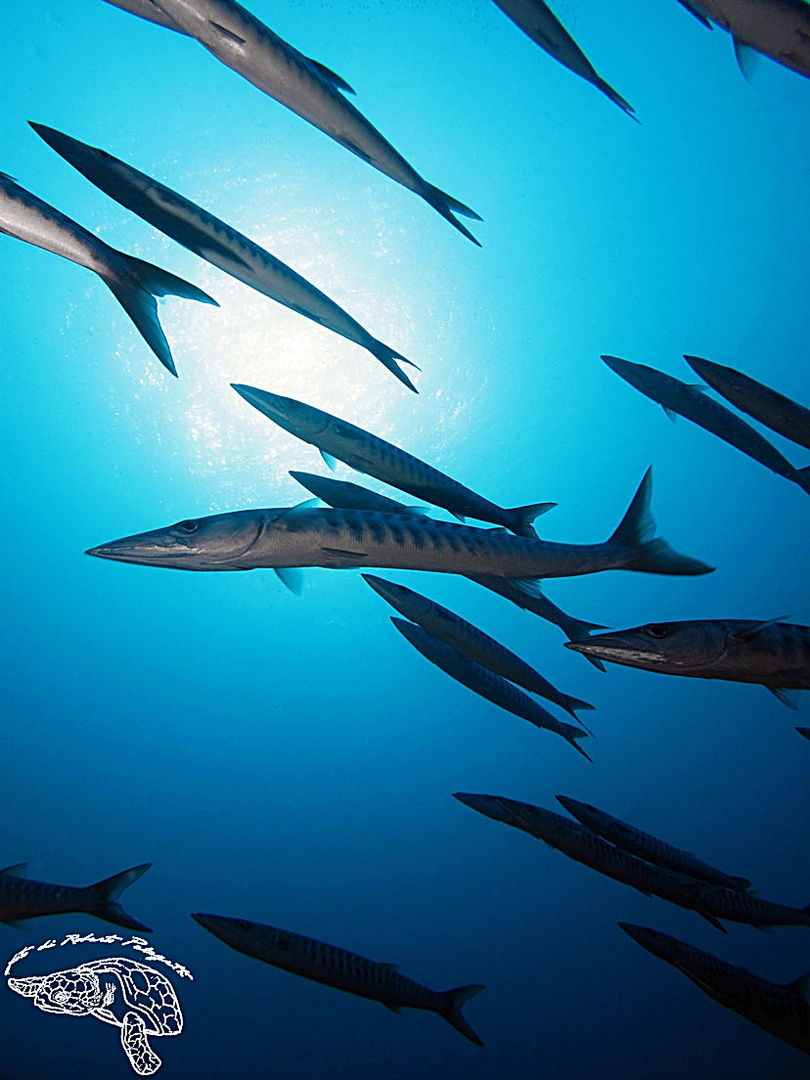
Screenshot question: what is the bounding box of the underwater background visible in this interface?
[1,1,810,1077]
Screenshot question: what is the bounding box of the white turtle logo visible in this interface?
[8,958,183,1075]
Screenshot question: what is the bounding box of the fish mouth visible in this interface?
[85,536,193,566]
[231,384,329,436]
[563,634,644,665]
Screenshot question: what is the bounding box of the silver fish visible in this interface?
[0,863,151,932]
[565,618,810,707]
[454,794,810,930]
[85,469,715,584]
[104,0,481,243]
[364,574,594,720]
[492,0,636,118]
[620,922,810,1056]
[391,617,592,758]
[31,124,417,393]
[555,795,751,891]
[602,354,810,495]
[677,0,810,80]
[191,913,484,1044]
[290,470,608,664]
[0,172,216,376]
[685,354,810,452]
[235,383,555,536]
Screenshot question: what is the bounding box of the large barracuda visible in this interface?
[565,618,810,707]
[603,354,810,495]
[454,794,810,930]
[85,468,715,582]
[103,0,481,244]
[620,922,810,1056]
[555,795,751,891]
[0,173,216,376]
[492,0,636,118]
[686,355,810,452]
[391,618,592,758]
[31,124,418,393]
[0,863,152,932]
[234,384,556,536]
[364,574,594,720]
[192,913,484,1044]
[677,0,810,80]
[290,470,608,665]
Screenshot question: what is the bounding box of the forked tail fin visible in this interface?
[104,254,218,376]
[86,863,153,932]
[506,501,558,538]
[366,340,420,393]
[440,983,485,1045]
[595,77,638,121]
[609,468,714,576]
[795,465,810,495]
[421,183,482,247]
[556,721,593,762]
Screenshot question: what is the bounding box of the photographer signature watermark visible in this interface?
[6,933,193,1075]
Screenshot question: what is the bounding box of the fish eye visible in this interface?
[642,624,670,639]
[234,920,252,932]
[176,519,200,533]
[53,990,69,1003]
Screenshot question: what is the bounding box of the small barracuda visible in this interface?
[620,922,810,1056]
[677,0,810,80]
[0,863,152,932]
[391,617,592,757]
[603,354,810,495]
[104,0,482,244]
[555,795,751,891]
[191,913,484,1044]
[235,383,556,536]
[85,468,715,584]
[454,794,810,930]
[364,574,594,720]
[290,470,608,665]
[31,124,417,393]
[492,0,636,118]
[0,173,216,376]
[686,355,810,452]
[565,618,810,707]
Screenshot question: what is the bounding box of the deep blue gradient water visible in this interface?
[2,2,810,1077]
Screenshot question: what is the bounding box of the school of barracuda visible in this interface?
[2,0,810,1066]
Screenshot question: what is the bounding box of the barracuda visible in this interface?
[0,173,216,376]
[685,355,810,452]
[677,0,810,80]
[620,922,810,1056]
[555,795,751,891]
[454,794,810,930]
[364,575,594,720]
[85,469,714,583]
[603,354,810,495]
[30,124,418,392]
[103,0,482,243]
[192,913,484,1044]
[492,0,636,118]
[0,863,152,932]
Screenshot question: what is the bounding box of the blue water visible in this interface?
[2,2,810,1077]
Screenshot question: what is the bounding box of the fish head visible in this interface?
[9,969,103,1015]
[362,575,432,620]
[192,913,274,954]
[618,923,685,965]
[85,509,271,570]
[231,385,330,442]
[564,621,726,674]
[29,124,147,196]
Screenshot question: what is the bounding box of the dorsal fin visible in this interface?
[0,863,28,877]
[305,57,355,94]
[733,617,788,641]
[275,499,319,528]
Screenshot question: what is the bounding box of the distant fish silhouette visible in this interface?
[192,913,484,1044]
[602,354,810,495]
[492,0,636,118]
[0,863,151,932]
[676,0,810,81]
[103,0,482,243]
[0,172,216,376]
[685,355,810,452]
[566,617,810,708]
[31,124,418,392]
[620,922,810,1056]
